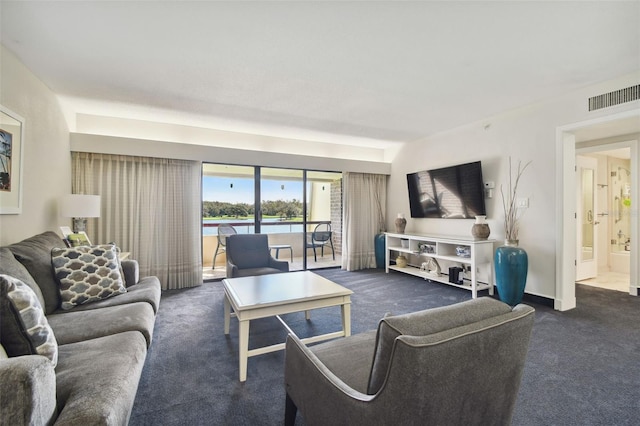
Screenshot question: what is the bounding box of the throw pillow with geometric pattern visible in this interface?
[51,244,127,310]
[0,274,59,366]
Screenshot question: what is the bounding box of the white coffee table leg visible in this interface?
[239,319,250,382]
[224,294,231,335]
[341,303,351,337]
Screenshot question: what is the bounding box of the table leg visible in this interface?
[341,303,351,337]
[305,310,311,320]
[471,267,478,299]
[239,320,250,382]
[224,294,231,335]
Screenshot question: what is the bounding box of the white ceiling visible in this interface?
[1,1,639,149]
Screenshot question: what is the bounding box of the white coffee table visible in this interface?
[223,271,353,382]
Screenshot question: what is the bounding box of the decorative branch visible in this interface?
[374,187,386,233]
[500,157,531,242]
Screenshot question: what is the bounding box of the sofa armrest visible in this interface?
[0,355,57,426]
[121,259,140,287]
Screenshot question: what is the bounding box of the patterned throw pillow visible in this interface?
[0,274,58,366]
[51,244,127,310]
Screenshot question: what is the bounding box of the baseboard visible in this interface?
[522,292,554,308]
[485,287,555,308]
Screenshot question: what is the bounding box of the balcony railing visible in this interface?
[202,220,331,235]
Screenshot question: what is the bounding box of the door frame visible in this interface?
[556,109,640,311]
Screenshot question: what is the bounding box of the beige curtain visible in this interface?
[342,172,387,271]
[72,152,203,290]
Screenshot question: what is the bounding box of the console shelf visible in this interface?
[385,232,495,298]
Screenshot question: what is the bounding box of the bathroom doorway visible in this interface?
[576,146,632,293]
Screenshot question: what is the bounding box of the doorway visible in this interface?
[556,110,639,311]
[575,149,631,293]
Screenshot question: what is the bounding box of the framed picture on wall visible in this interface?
[0,105,25,214]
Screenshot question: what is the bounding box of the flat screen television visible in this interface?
[407,161,486,219]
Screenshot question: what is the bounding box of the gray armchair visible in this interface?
[226,234,289,278]
[284,297,535,426]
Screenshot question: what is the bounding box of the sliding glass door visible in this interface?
[202,163,342,280]
[305,171,342,270]
[259,168,304,270]
[203,164,255,275]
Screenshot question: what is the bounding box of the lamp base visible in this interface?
[72,218,87,233]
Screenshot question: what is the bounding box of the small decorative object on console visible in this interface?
[455,246,471,258]
[418,242,436,254]
[394,213,407,234]
[395,255,408,268]
[471,215,490,239]
[400,238,409,248]
[420,257,441,276]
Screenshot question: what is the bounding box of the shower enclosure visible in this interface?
[610,158,631,274]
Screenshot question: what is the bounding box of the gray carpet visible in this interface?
[129,269,640,425]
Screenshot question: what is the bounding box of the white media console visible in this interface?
[385,232,495,298]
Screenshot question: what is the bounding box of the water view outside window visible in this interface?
[260,167,304,234]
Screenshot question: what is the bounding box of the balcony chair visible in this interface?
[306,223,335,262]
[284,297,535,426]
[226,234,289,278]
[212,224,237,268]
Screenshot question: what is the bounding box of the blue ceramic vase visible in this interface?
[494,241,528,306]
[374,233,386,269]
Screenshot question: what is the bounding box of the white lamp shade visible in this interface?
[59,194,101,218]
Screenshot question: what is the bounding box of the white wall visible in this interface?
[0,46,71,245]
[387,72,640,300]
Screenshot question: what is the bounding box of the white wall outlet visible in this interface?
[517,197,529,208]
[484,181,495,189]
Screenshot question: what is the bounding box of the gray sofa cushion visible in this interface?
[8,231,66,314]
[47,301,156,347]
[55,331,147,425]
[0,275,58,366]
[367,297,513,394]
[0,248,46,309]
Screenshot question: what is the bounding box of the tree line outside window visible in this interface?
[203,199,303,219]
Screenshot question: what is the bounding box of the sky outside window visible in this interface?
[203,176,303,203]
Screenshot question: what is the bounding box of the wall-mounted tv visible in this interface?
[407,161,486,219]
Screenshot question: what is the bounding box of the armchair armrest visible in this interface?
[120,259,140,287]
[0,355,57,425]
[284,334,373,425]
[268,257,289,272]
[226,259,239,278]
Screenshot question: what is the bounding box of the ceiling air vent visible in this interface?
[588,84,640,111]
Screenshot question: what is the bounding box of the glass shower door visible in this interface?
[576,155,598,281]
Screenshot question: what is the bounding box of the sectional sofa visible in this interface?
[0,231,161,425]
